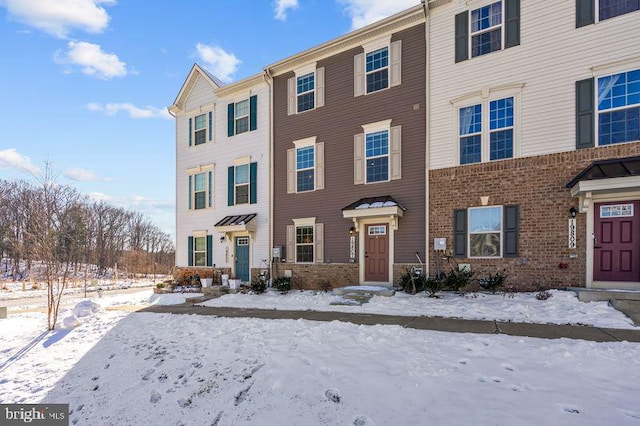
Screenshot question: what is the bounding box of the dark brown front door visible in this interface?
[594,201,640,282]
[365,224,388,282]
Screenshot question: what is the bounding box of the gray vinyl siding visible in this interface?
[273,24,427,263]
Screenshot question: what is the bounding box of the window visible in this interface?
[188,234,213,267]
[193,236,207,266]
[235,99,249,134]
[365,130,389,183]
[366,47,389,93]
[470,2,503,58]
[286,219,324,263]
[295,226,314,263]
[454,205,518,259]
[234,164,249,204]
[227,162,257,206]
[287,137,324,194]
[354,121,401,185]
[459,97,514,165]
[227,96,257,137]
[469,206,502,257]
[354,38,401,97]
[455,0,519,63]
[288,66,324,115]
[189,112,212,146]
[188,169,212,210]
[599,0,639,21]
[597,69,640,146]
[296,146,315,192]
[297,72,315,112]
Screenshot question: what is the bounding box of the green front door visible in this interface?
[235,236,250,282]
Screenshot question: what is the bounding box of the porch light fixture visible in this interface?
[569,207,577,218]
[220,236,226,243]
[349,226,356,235]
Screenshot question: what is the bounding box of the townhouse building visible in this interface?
[266,5,427,288]
[169,65,271,282]
[426,0,640,289]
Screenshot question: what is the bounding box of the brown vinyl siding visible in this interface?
[273,24,427,264]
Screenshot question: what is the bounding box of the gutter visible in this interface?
[263,67,275,282]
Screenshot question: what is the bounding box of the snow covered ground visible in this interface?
[0,289,639,425]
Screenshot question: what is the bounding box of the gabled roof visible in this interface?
[168,63,224,115]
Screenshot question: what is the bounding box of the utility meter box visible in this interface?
[272,246,283,259]
[434,238,447,251]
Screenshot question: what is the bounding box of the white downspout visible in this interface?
[263,67,274,283]
[423,1,431,276]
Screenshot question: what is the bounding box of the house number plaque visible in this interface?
[568,218,576,249]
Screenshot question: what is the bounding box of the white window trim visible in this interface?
[452,87,522,165]
[293,137,317,193]
[193,235,207,266]
[187,164,214,211]
[592,62,640,147]
[363,36,392,95]
[468,0,505,58]
[234,163,250,205]
[362,120,392,184]
[468,205,503,259]
[296,71,316,113]
[293,217,316,264]
[234,99,250,134]
[192,112,209,146]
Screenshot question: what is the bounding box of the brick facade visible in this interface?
[429,142,640,290]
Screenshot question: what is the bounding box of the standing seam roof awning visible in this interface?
[566,156,640,189]
[214,214,257,233]
[342,195,406,222]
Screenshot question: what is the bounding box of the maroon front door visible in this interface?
[365,224,388,282]
[594,201,640,282]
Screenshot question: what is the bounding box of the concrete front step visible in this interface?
[332,286,396,297]
[610,300,640,326]
[568,287,640,302]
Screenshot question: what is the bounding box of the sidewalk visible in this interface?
[138,304,640,343]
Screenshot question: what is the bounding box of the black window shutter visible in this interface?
[208,111,212,141]
[249,95,257,131]
[576,0,595,27]
[227,166,235,206]
[187,236,194,266]
[505,0,520,48]
[249,162,257,204]
[227,103,235,137]
[454,12,469,63]
[454,209,467,258]
[206,235,213,267]
[188,118,192,146]
[503,205,519,258]
[576,78,595,149]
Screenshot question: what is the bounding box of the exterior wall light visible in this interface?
[569,207,577,218]
[349,226,356,235]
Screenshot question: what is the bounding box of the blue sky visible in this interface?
[0,0,420,241]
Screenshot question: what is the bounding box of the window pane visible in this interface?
[297,169,314,192]
[366,157,389,183]
[296,226,314,263]
[194,173,206,191]
[599,0,640,20]
[490,97,514,129]
[459,104,482,135]
[598,107,640,145]
[366,47,388,72]
[235,100,249,118]
[598,70,640,110]
[235,184,249,204]
[194,192,206,209]
[236,116,249,134]
[194,237,206,251]
[366,131,389,157]
[470,233,501,257]
[297,73,315,94]
[469,207,501,232]
[460,135,481,164]
[194,114,206,130]
[296,245,314,263]
[235,164,249,184]
[195,252,206,266]
[471,1,502,32]
[490,129,513,160]
[366,69,389,93]
[194,129,206,145]
[297,92,315,112]
[296,146,314,170]
[471,29,502,57]
[296,226,314,244]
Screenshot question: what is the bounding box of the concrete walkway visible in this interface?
[138,304,640,343]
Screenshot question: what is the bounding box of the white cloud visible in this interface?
[56,41,128,79]
[338,0,421,29]
[274,0,299,21]
[0,148,41,175]
[86,192,114,202]
[87,102,171,120]
[64,167,112,182]
[1,0,116,38]
[195,43,241,83]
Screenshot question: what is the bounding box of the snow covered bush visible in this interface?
[250,277,267,294]
[273,277,292,294]
[477,270,507,294]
